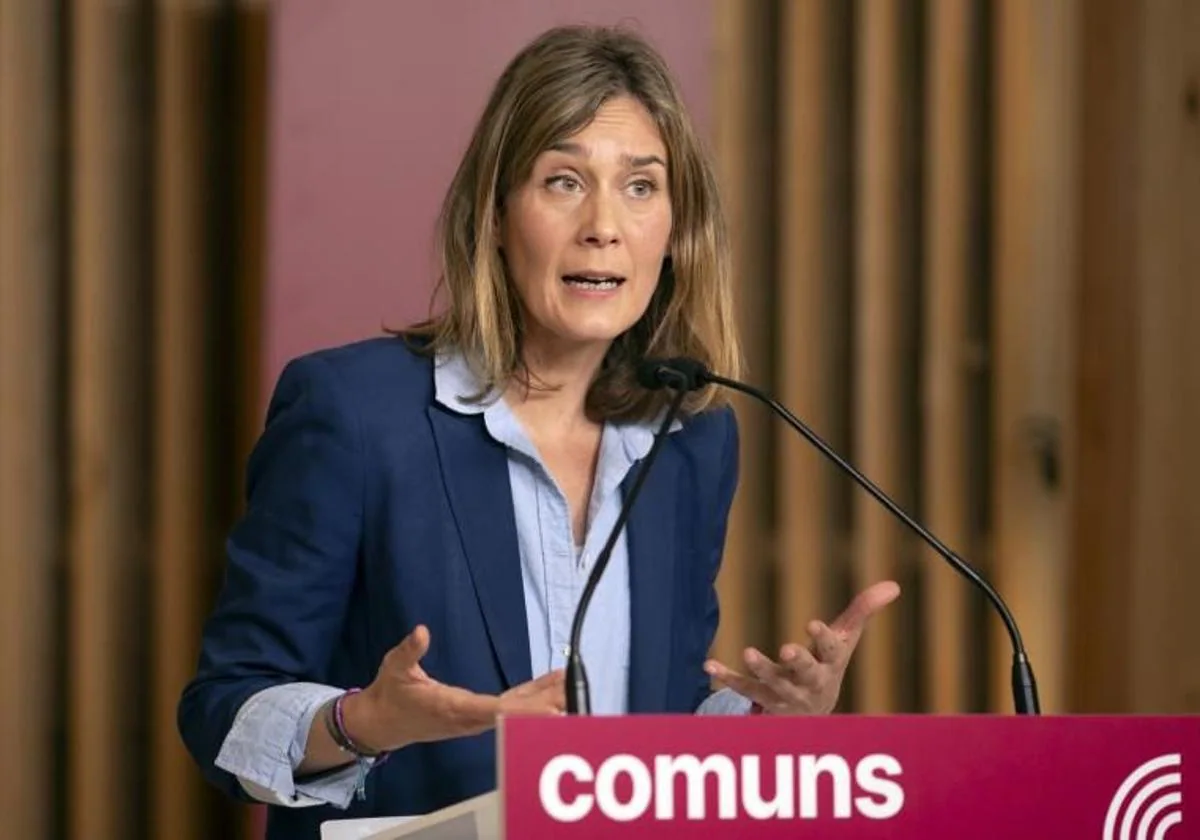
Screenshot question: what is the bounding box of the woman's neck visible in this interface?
[503,336,609,433]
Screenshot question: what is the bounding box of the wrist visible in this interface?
[334,688,389,756]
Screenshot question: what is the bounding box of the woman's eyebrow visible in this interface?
[547,141,666,169]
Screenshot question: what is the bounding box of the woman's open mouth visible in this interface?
[562,274,626,292]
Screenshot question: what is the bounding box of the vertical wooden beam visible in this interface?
[1129,0,1200,713]
[0,3,60,837]
[992,0,1077,714]
[152,3,211,838]
[235,9,274,837]
[923,0,975,713]
[69,4,148,837]
[235,1,270,486]
[854,0,910,712]
[712,0,775,662]
[777,0,832,655]
[1069,0,1140,714]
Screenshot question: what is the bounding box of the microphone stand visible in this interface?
[564,374,691,715]
[701,370,1040,715]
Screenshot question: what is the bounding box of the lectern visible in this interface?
[326,714,1197,839]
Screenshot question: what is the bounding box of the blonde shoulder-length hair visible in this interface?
[402,24,742,423]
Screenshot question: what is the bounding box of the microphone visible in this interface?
[564,363,697,715]
[636,357,1041,716]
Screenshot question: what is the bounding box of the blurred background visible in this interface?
[1,0,1196,837]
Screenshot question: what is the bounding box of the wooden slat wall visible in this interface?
[853,0,911,713]
[152,3,213,838]
[69,3,149,837]
[1070,0,1200,718]
[716,0,1195,716]
[991,0,1076,714]
[0,3,60,837]
[922,0,975,713]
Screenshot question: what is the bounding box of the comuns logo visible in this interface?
[538,752,905,823]
[1102,753,1183,840]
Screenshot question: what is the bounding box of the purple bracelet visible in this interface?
[331,688,390,765]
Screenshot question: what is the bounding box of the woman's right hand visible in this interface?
[341,624,566,753]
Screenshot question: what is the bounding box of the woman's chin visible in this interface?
[532,324,632,353]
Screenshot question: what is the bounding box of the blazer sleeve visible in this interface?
[690,405,740,712]
[177,353,364,800]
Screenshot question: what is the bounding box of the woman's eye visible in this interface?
[546,174,583,192]
[628,179,658,198]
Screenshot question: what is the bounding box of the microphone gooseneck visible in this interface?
[637,357,1040,716]
[564,367,694,715]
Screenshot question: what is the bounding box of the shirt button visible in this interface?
[562,645,570,657]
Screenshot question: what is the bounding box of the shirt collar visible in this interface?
[432,348,681,465]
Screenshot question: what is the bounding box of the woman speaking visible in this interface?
[178,23,898,840]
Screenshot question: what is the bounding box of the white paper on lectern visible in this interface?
[320,816,415,840]
[331,792,498,840]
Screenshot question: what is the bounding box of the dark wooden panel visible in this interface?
[0,3,61,837]
[69,4,149,837]
[992,0,1076,714]
[1068,0,1139,714]
[777,0,832,651]
[151,3,213,838]
[1127,0,1200,713]
[854,0,911,713]
[711,0,776,663]
[923,0,976,713]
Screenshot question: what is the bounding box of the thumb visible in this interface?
[831,581,901,638]
[385,624,431,672]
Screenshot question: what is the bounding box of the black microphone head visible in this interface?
[636,357,710,392]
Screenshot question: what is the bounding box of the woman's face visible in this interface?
[500,95,673,358]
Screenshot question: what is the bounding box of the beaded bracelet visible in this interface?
[324,688,389,801]
[325,688,390,764]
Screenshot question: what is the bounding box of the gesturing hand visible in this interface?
[344,625,565,753]
[704,581,900,715]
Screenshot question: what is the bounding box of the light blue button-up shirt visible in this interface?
[214,350,749,809]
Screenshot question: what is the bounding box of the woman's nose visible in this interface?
[578,193,620,247]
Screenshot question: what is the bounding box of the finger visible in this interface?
[779,642,823,683]
[505,696,565,717]
[529,668,566,689]
[743,647,803,699]
[805,621,849,667]
[508,669,565,700]
[516,681,566,710]
[529,670,567,709]
[500,678,567,717]
[704,659,782,710]
[829,581,901,638]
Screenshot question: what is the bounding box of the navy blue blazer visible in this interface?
[178,336,739,839]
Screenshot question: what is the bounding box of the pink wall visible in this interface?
[264,0,715,389]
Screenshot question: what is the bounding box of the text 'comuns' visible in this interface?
[538,752,905,822]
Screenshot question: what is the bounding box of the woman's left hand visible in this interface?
[704,581,901,715]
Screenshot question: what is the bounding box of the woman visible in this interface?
[178,23,897,838]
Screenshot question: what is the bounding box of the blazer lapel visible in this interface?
[624,449,678,712]
[427,405,532,689]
